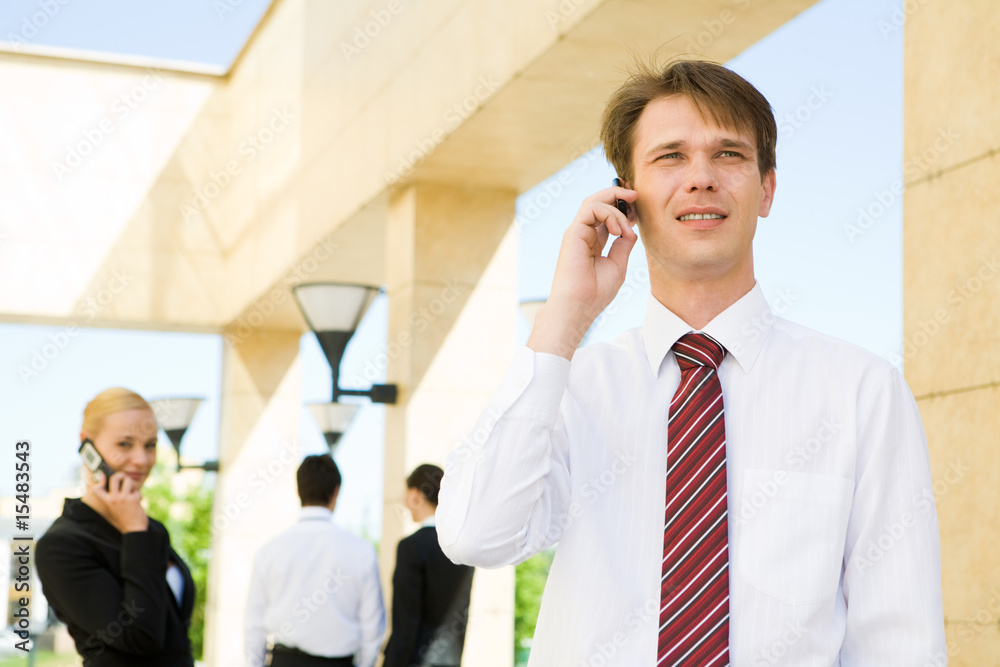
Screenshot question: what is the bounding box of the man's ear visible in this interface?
[758,169,777,218]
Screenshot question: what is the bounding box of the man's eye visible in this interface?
[720,150,742,158]
[659,152,681,160]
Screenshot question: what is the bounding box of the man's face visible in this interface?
[629,95,776,286]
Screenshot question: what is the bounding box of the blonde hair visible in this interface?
[81,387,156,437]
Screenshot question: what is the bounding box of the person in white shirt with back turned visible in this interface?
[245,454,385,667]
[437,58,945,666]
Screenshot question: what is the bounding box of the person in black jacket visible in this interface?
[383,464,474,667]
[36,387,195,666]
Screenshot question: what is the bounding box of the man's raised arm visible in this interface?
[436,185,638,567]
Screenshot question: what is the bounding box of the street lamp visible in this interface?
[292,282,398,404]
[307,402,360,454]
[149,397,219,472]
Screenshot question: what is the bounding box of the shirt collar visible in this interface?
[420,514,436,528]
[299,506,333,522]
[641,281,773,377]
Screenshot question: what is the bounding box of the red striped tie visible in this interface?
[658,332,729,666]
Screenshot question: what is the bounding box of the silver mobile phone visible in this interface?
[79,439,114,490]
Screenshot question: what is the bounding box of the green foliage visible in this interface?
[143,464,214,661]
[514,548,555,665]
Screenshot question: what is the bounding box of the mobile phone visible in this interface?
[612,177,628,216]
[79,439,114,490]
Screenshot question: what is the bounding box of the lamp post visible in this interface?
[306,402,360,454]
[292,282,399,404]
[293,282,399,452]
[149,397,219,472]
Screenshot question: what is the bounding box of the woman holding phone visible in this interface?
[36,388,196,666]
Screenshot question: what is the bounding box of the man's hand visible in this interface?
[528,184,638,359]
[89,472,150,534]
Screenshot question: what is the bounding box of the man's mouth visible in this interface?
[678,213,726,221]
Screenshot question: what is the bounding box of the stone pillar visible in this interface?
[905,2,1000,662]
[204,328,303,667]
[381,183,519,666]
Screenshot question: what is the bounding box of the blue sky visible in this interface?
[0,0,272,72]
[0,0,904,541]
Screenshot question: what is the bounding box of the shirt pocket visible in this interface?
[737,468,854,606]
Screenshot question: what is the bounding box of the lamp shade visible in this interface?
[149,397,204,453]
[307,402,360,452]
[292,283,379,333]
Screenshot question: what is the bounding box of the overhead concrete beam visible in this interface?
[0,0,820,332]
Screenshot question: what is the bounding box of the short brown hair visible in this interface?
[297,454,342,506]
[406,464,444,507]
[600,58,776,184]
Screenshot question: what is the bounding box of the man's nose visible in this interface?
[685,155,718,191]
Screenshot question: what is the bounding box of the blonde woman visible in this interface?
[36,388,195,666]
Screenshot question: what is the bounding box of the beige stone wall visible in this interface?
[904,0,1000,662]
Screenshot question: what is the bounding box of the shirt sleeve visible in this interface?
[35,528,171,655]
[840,367,946,663]
[437,346,574,568]
[243,552,268,667]
[355,545,386,667]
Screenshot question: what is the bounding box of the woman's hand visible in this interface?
[89,471,150,534]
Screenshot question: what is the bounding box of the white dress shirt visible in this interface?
[244,506,386,667]
[438,283,945,666]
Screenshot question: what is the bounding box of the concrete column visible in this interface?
[904,1,1000,662]
[204,328,303,667]
[381,182,519,667]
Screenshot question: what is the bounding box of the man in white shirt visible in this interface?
[244,455,385,667]
[437,59,946,665]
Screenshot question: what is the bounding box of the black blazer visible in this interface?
[36,498,195,666]
[383,526,474,667]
